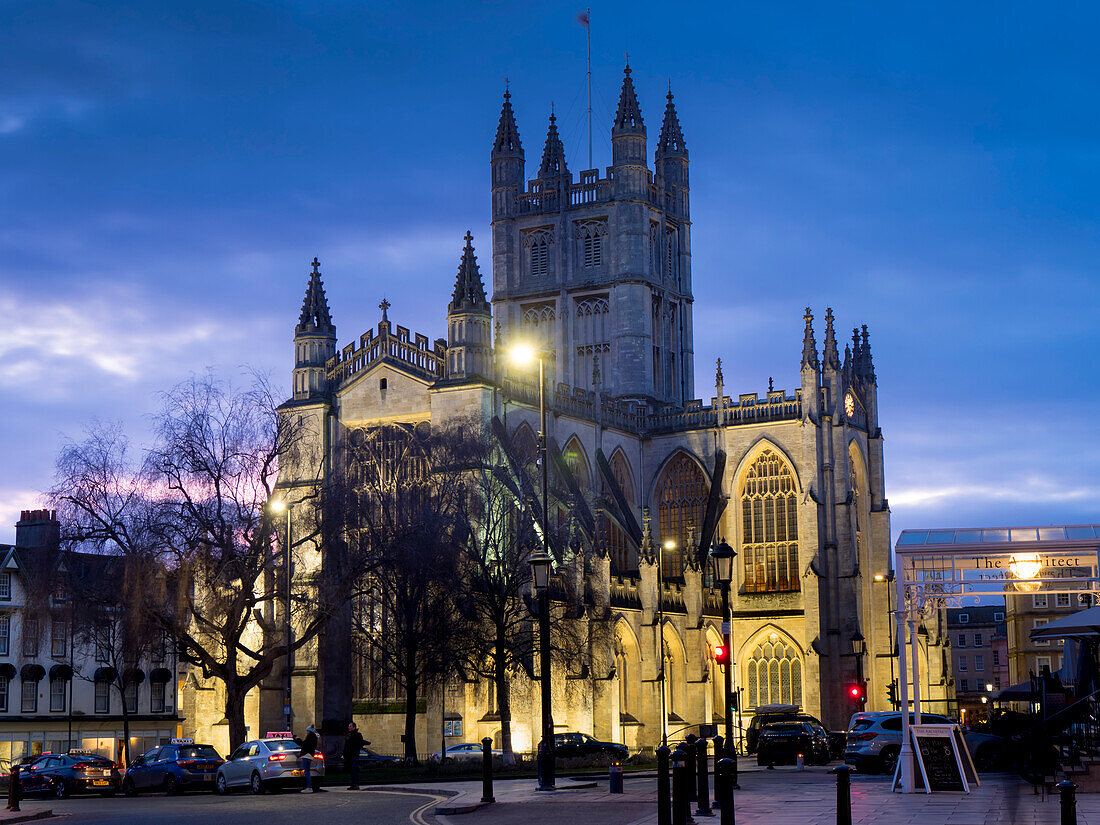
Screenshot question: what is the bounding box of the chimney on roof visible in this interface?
[16,509,59,550]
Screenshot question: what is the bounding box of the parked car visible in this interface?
[19,752,120,798]
[844,712,1004,774]
[756,722,831,766]
[428,742,502,764]
[123,740,224,795]
[215,737,324,794]
[554,733,628,761]
[746,705,828,754]
[356,746,401,768]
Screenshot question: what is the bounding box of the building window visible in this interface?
[994,676,1001,688]
[601,451,636,574]
[151,682,166,713]
[973,632,983,648]
[655,452,708,580]
[1036,656,1052,674]
[124,682,138,714]
[0,616,9,656]
[975,655,984,671]
[957,633,966,647]
[1033,594,1048,608]
[1056,593,1071,607]
[51,618,67,658]
[0,676,7,711]
[958,614,969,624]
[530,241,548,276]
[576,220,607,269]
[49,679,66,713]
[1033,619,1049,646]
[739,449,799,593]
[958,655,967,672]
[21,680,37,713]
[960,678,969,692]
[22,617,38,657]
[666,226,677,280]
[95,624,112,663]
[745,635,802,709]
[523,229,553,278]
[993,650,1000,666]
[993,612,1004,622]
[0,573,10,601]
[95,682,110,714]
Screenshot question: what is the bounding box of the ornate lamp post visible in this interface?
[710,539,738,788]
[529,551,555,790]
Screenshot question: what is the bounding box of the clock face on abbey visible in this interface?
[845,392,856,418]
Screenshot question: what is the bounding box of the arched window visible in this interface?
[561,436,590,493]
[745,632,803,709]
[602,450,636,574]
[523,228,553,277]
[849,443,869,565]
[575,220,607,269]
[654,452,708,580]
[740,449,799,593]
[512,424,538,467]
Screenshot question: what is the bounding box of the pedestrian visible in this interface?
[294,724,319,793]
[6,764,20,812]
[344,722,365,790]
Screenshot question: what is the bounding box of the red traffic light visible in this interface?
[713,644,730,665]
[848,682,867,703]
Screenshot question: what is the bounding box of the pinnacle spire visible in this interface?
[861,324,876,381]
[640,506,656,563]
[849,328,862,378]
[656,87,686,158]
[823,308,840,369]
[715,357,724,388]
[612,62,645,136]
[448,231,489,314]
[538,107,568,178]
[492,86,523,157]
[296,257,335,336]
[801,308,819,370]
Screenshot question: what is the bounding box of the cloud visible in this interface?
[890,480,1100,509]
[0,488,44,544]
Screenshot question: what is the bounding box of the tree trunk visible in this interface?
[403,643,418,763]
[118,685,132,766]
[495,628,515,766]
[224,680,249,751]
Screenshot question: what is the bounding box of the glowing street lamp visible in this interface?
[710,539,739,787]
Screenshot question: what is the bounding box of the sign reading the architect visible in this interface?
[909,724,972,793]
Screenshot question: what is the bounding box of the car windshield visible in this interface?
[73,755,112,765]
[764,723,804,733]
[264,741,299,753]
[178,746,220,759]
[851,720,874,732]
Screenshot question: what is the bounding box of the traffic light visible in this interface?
[887,679,899,709]
[713,644,730,666]
[848,681,867,705]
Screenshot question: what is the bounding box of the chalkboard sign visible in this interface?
[909,724,969,793]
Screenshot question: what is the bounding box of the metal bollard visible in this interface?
[480,737,495,804]
[712,735,725,807]
[657,744,672,825]
[684,737,698,801]
[609,762,624,794]
[671,747,689,825]
[1057,780,1077,825]
[715,758,735,825]
[696,738,713,816]
[832,765,852,825]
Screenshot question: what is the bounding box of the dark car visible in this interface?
[746,705,827,754]
[20,752,120,798]
[553,732,628,761]
[756,722,830,766]
[123,740,224,795]
[356,746,400,768]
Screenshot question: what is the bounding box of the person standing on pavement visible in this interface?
[294,724,319,793]
[344,722,365,790]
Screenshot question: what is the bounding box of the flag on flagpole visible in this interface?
[577,10,589,27]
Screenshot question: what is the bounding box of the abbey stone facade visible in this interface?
[247,66,953,756]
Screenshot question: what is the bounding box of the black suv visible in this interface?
[553,733,628,761]
[746,705,827,754]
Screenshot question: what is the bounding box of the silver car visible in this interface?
[215,738,324,794]
[844,712,1002,774]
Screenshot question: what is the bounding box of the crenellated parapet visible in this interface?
[326,313,445,386]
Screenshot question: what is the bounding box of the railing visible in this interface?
[327,322,444,385]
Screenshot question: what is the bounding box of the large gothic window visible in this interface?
[745,633,803,709]
[521,302,556,358]
[576,220,607,269]
[523,228,553,278]
[601,450,636,574]
[740,449,799,593]
[574,295,610,392]
[655,452,708,580]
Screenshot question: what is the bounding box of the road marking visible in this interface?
[360,789,445,825]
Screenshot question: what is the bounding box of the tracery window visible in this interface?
[576,220,607,269]
[521,302,556,355]
[574,295,609,392]
[745,633,803,709]
[740,450,799,593]
[655,452,708,580]
[666,226,677,281]
[601,451,635,574]
[523,228,553,277]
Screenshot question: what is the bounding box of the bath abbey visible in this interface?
[187,66,953,756]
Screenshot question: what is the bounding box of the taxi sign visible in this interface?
[265,731,294,739]
[68,748,94,755]
[170,738,195,745]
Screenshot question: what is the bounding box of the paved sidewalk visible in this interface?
[0,808,53,824]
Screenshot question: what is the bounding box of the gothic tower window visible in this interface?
[521,302,556,356]
[601,450,636,574]
[575,219,607,269]
[523,228,553,278]
[740,449,799,593]
[574,295,609,392]
[654,452,708,580]
[666,225,678,281]
[745,632,803,710]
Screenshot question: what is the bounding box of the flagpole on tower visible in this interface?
[580,8,592,169]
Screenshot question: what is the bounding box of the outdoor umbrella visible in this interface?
[1030,605,1100,640]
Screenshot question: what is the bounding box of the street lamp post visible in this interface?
[659,539,675,748]
[710,539,738,789]
[513,343,555,791]
[529,552,555,791]
[268,499,293,729]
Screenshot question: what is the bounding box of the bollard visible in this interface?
[6,765,20,813]
[684,736,698,802]
[715,758,735,825]
[480,737,495,804]
[696,737,713,817]
[1057,780,1077,825]
[832,765,852,825]
[796,752,804,771]
[671,747,689,825]
[609,762,624,794]
[657,744,672,825]
[712,735,725,807]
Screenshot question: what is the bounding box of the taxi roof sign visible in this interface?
[170,738,195,745]
[265,731,294,739]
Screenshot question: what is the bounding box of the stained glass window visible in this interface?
[740,450,799,593]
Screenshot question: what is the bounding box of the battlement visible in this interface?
[326,319,445,386]
[515,168,677,215]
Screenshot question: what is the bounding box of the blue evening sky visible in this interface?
[2,1,1098,543]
